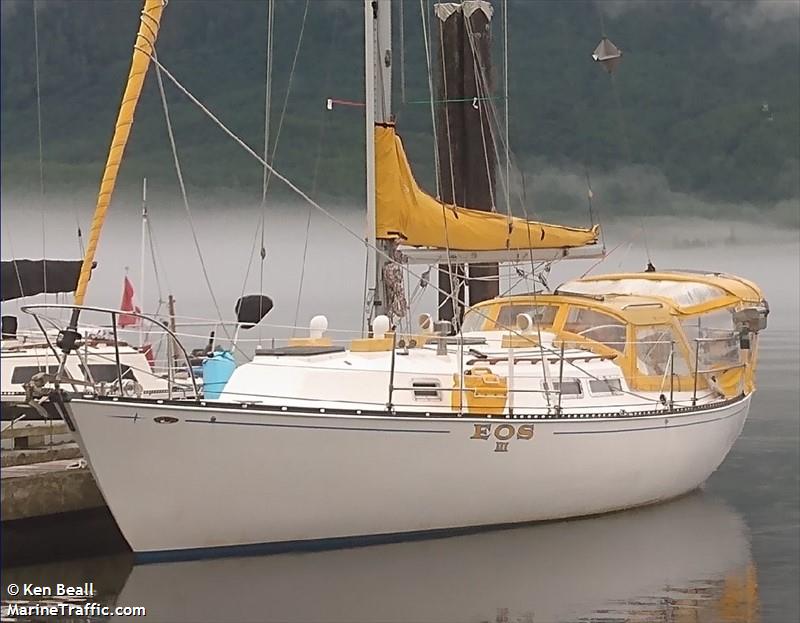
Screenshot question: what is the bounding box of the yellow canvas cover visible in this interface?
[375,125,599,251]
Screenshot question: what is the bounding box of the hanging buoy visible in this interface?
[592,37,622,74]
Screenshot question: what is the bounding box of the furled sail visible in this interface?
[74,0,166,306]
[1,259,85,301]
[375,124,599,251]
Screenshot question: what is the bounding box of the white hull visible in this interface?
[112,493,754,622]
[66,394,750,557]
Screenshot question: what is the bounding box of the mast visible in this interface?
[59,0,166,353]
[365,0,392,323]
[364,0,378,321]
[375,0,392,124]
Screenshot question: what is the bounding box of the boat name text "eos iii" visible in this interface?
[470,423,535,453]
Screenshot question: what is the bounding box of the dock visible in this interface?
[2,455,106,521]
[1,421,105,521]
[1,421,127,565]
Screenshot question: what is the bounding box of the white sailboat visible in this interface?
[1,261,189,428]
[24,0,769,560]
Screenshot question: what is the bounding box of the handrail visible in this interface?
[20,303,200,401]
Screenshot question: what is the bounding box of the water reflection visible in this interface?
[0,492,761,622]
[83,492,757,623]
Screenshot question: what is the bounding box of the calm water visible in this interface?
[1,213,798,622]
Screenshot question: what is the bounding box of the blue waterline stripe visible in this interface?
[133,490,706,565]
[552,409,741,435]
[134,522,510,564]
[183,418,451,435]
[134,521,554,564]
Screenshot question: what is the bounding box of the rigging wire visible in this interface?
[469,32,497,211]
[261,0,275,210]
[423,2,461,327]
[502,0,510,217]
[418,0,441,199]
[32,0,44,200]
[240,0,310,324]
[458,15,533,225]
[144,215,167,311]
[595,3,651,266]
[257,0,276,323]
[463,6,553,402]
[152,50,232,342]
[3,226,27,317]
[32,0,46,298]
[436,25,457,203]
[293,8,341,333]
[399,0,406,104]
[609,71,652,265]
[144,53,627,392]
[463,17,511,215]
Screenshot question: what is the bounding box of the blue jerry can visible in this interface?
[202,350,236,399]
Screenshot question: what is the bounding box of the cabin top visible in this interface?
[465,270,765,331]
[557,271,764,314]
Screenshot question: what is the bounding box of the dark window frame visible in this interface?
[412,379,442,401]
[10,365,51,385]
[79,363,137,383]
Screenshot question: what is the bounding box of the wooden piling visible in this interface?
[435,1,499,324]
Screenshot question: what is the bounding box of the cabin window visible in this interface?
[10,365,51,385]
[563,308,626,351]
[79,363,137,383]
[635,326,690,377]
[681,309,739,368]
[543,378,583,399]
[461,309,485,332]
[412,379,442,401]
[495,304,558,331]
[589,378,623,395]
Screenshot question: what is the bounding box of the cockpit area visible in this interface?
[462,271,769,398]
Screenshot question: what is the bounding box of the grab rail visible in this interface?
[20,303,200,402]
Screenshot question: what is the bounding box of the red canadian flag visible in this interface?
[119,275,141,327]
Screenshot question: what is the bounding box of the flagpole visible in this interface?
[139,177,147,348]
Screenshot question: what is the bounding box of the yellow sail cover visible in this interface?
[375,124,599,251]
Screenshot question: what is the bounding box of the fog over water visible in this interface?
[2,191,797,336]
[1,191,798,621]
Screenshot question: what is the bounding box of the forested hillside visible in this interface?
[2,0,798,224]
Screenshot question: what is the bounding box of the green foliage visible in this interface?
[1,0,797,223]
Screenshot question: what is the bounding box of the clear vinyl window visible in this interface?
[495,304,558,331]
[635,326,690,377]
[563,307,626,351]
[681,309,739,368]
